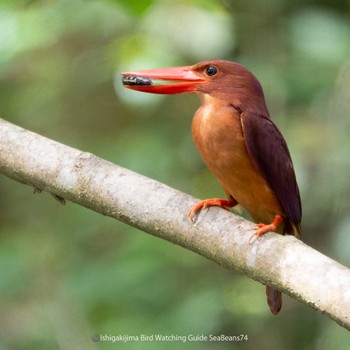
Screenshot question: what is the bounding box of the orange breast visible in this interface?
[192,95,283,224]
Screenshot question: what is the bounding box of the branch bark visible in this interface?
[0,118,349,330]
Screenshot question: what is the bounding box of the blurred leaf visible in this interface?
[116,0,154,17]
[290,7,350,64]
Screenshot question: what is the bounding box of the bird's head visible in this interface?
[122,60,269,115]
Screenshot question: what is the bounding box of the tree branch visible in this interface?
[0,118,349,331]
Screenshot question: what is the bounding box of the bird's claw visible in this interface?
[248,226,269,244]
[189,201,209,223]
[189,198,237,223]
[248,215,284,244]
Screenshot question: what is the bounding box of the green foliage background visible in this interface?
[0,0,350,348]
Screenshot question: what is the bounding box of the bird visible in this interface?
[122,60,302,315]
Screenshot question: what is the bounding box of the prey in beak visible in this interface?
[122,66,205,94]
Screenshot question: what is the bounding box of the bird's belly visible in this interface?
[215,157,282,223]
[192,105,283,223]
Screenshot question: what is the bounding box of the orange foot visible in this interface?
[189,197,237,222]
[249,215,284,243]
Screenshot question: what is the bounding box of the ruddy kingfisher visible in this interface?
[122,60,302,315]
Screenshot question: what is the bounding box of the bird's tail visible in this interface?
[266,286,282,315]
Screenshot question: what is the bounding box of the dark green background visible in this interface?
[0,0,349,348]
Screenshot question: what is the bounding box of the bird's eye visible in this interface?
[205,65,218,76]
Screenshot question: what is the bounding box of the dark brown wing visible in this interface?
[240,112,302,229]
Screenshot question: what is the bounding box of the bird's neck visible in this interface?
[199,90,269,118]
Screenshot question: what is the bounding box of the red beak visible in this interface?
[122,66,205,94]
